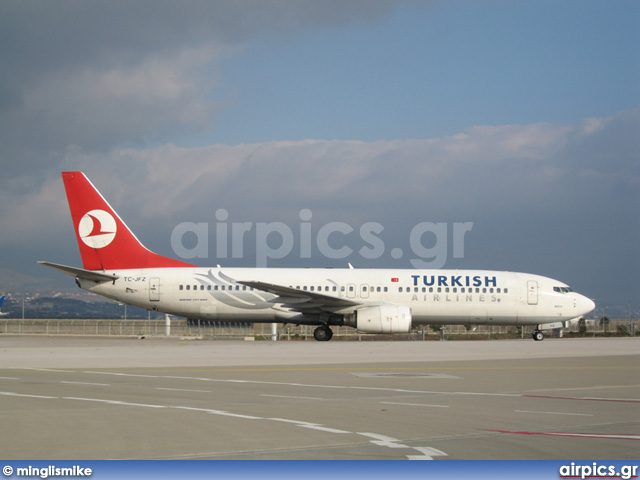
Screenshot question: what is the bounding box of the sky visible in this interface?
[0,0,638,312]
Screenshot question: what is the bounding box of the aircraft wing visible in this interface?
[38,261,119,283]
[237,280,360,314]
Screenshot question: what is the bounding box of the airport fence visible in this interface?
[0,318,635,340]
[0,318,253,339]
[262,321,637,341]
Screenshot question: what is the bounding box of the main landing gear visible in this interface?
[532,329,545,341]
[313,325,333,342]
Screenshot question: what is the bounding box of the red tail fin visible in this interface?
[62,172,194,270]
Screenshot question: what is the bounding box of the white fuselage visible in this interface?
[80,267,594,327]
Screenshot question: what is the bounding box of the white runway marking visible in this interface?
[64,396,166,408]
[269,417,306,424]
[490,429,640,441]
[359,432,409,448]
[0,391,56,399]
[142,372,523,398]
[260,394,324,400]
[382,401,449,408]
[525,384,640,393]
[515,410,593,417]
[84,371,160,378]
[22,368,75,373]
[298,425,350,434]
[407,447,448,460]
[0,377,19,380]
[358,432,447,459]
[61,381,110,386]
[156,387,212,393]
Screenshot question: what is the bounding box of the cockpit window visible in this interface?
[553,286,573,293]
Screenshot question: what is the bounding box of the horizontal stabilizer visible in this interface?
[38,261,119,282]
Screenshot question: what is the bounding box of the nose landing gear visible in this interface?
[532,329,545,341]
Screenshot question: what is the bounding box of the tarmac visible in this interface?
[0,336,638,460]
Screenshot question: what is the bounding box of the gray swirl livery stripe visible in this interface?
[194,269,275,310]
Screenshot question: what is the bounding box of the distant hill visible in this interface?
[0,295,161,320]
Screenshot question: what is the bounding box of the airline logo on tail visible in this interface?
[78,210,117,249]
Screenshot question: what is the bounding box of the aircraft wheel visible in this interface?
[313,326,333,342]
[532,331,545,342]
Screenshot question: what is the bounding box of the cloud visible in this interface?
[36,109,634,220]
[0,1,422,177]
[0,44,233,179]
[4,108,636,217]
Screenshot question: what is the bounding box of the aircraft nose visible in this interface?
[579,295,596,315]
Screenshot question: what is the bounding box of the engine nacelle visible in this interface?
[346,304,412,334]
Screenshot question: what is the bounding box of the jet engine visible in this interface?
[345,304,412,334]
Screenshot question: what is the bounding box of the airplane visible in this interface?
[40,172,596,342]
[0,296,7,316]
